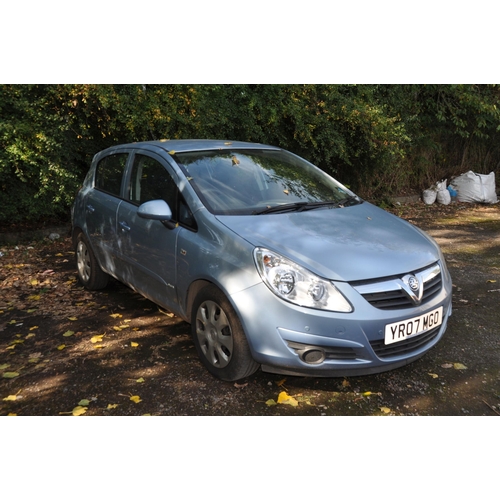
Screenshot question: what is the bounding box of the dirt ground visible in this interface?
[1,201,499,416]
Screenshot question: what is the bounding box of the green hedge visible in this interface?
[1,84,499,225]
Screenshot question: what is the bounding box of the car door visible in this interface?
[115,151,187,311]
[85,151,130,277]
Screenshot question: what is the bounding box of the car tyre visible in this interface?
[191,285,259,381]
[75,232,109,290]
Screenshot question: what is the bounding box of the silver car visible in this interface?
[72,140,452,381]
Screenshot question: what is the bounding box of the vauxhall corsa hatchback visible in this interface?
[72,139,452,381]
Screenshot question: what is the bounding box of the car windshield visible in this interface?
[174,149,360,215]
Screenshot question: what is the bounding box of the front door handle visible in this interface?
[87,204,95,214]
[119,221,131,232]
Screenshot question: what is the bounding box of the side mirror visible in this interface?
[137,199,173,221]
[138,200,177,229]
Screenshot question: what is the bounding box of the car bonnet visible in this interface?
[216,203,441,282]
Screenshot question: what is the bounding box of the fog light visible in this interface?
[302,349,325,364]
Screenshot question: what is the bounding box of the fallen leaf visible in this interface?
[441,363,453,369]
[63,330,75,337]
[28,295,41,301]
[277,391,298,407]
[107,404,119,409]
[131,342,139,347]
[68,317,78,321]
[90,334,105,343]
[379,407,391,414]
[8,413,17,416]
[78,399,90,406]
[130,395,142,403]
[2,372,20,378]
[94,345,106,349]
[276,378,287,387]
[29,326,38,331]
[57,344,66,350]
[110,313,122,319]
[363,391,372,396]
[136,377,145,383]
[3,393,20,401]
[342,379,350,388]
[453,363,468,370]
[265,399,277,406]
[486,280,497,283]
[0,363,11,370]
[72,406,87,416]
[428,373,439,379]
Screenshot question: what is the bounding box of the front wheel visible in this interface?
[75,232,109,290]
[191,285,259,381]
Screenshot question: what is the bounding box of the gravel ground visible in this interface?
[1,201,499,417]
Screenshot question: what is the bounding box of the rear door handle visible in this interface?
[119,221,131,232]
[87,204,95,214]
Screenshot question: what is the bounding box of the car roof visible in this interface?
[108,139,282,154]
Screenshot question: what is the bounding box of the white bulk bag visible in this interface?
[436,180,451,205]
[450,171,498,204]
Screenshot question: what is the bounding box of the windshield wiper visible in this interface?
[253,202,309,215]
[253,197,360,215]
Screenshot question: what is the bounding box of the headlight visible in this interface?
[253,248,352,312]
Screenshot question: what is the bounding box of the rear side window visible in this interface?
[95,153,128,197]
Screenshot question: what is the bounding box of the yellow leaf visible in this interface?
[28,295,41,301]
[379,407,391,414]
[453,363,468,370]
[90,334,104,343]
[0,363,10,370]
[363,391,372,396]
[72,406,87,416]
[29,325,38,330]
[168,150,176,155]
[30,279,39,285]
[9,320,17,325]
[57,344,66,350]
[265,399,277,406]
[277,391,298,407]
[283,189,289,195]
[107,404,119,409]
[130,395,142,404]
[342,379,350,388]
[3,372,20,378]
[487,280,497,283]
[131,342,139,347]
[136,377,145,383]
[78,399,90,406]
[68,317,78,321]
[124,319,131,323]
[94,345,106,349]
[63,330,75,337]
[55,253,64,257]
[8,413,17,416]
[110,313,122,319]
[428,373,439,379]
[3,394,18,401]
[25,333,35,339]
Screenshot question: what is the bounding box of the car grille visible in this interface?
[352,263,442,310]
[370,325,441,358]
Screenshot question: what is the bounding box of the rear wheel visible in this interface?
[75,232,109,290]
[191,285,259,381]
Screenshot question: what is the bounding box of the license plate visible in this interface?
[385,306,443,345]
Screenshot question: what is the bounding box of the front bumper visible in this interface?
[230,276,452,377]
